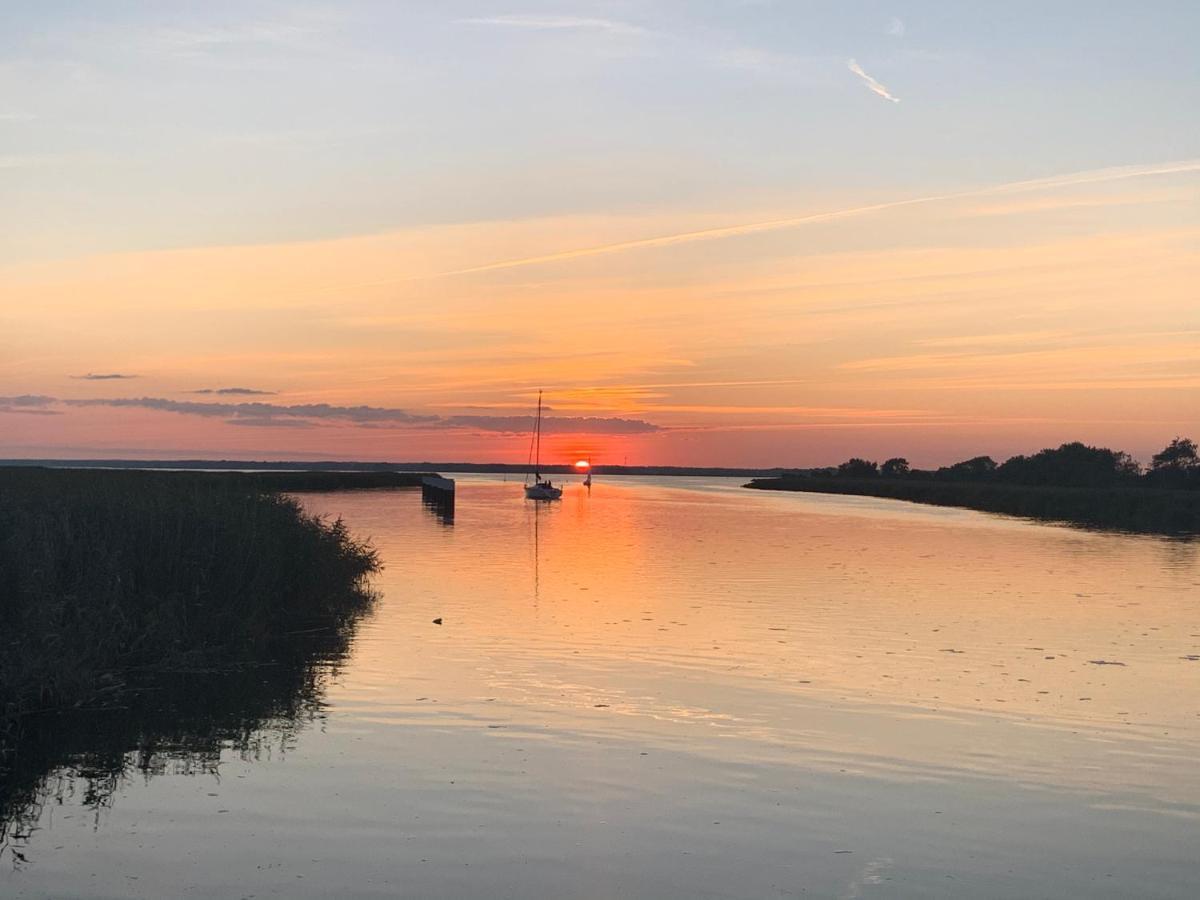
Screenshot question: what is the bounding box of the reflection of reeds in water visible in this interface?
[0,468,380,853]
[2,627,367,858]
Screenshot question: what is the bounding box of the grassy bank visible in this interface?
[745,476,1200,535]
[0,468,380,747]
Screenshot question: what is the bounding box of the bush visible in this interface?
[1147,438,1200,489]
[837,458,878,478]
[936,456,997,481]
[996,442,1139,487]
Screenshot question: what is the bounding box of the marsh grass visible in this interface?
[0,468,380,744]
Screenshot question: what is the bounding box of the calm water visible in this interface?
[4,476,1199,898]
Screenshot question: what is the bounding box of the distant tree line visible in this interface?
[825,437,1199,490]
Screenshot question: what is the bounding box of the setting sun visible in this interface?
[574,459,591,470]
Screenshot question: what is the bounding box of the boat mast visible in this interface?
[534,389,543,482]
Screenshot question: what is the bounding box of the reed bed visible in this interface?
[0,468,380,743]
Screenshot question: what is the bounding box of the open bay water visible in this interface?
[3,476,1198,898]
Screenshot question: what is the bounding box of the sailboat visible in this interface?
[583,457,592,489]
[524,390,562,501]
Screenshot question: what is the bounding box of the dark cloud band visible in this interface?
[62,397,439,425]
[0,394,61,415]
[442,414,660,434]
[24,395,660,434]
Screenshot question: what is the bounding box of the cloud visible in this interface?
[191,387,277,395]
[225,416,313,428]
[964,191,1174,218]
[442,414,660,434]
[847,59,901,103]
[990,161,1200,191]
[48,396,660,434]
[63,396,438,425]
[886,17,906,37]
[456,15,645,36]
[0,395,61,415]
[415,159,1200,279]
[72,372,138,380]
[0,395,56,407]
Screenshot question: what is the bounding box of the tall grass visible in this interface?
[0,468,380,740]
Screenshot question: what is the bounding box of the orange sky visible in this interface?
[2,6,1197,467]
[4,173,1197,467]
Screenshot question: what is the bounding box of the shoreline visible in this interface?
[744,476,1200,536]
[0,458,793,478]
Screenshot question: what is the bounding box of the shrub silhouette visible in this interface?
[837,458,879,478]
[1148,437,1199,488]
[937,456,997,481]
[996,442,1140,488]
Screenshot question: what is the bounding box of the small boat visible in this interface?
[583,457,592,489]
[524,390,562,501]
[525,480,562,500]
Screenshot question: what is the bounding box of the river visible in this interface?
[3,476,1198,898]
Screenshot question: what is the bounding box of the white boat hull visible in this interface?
[525,483,562,501]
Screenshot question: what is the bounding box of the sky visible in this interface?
[2,1,1198,467]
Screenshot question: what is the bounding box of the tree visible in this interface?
[1151,437,1199,472]
[837,458,878,478]
[937,455,997,481]
[1147,437,1199,489]
[880,457,910,478]
[996,442,1139,487]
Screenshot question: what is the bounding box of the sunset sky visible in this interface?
[3,2,1197,466]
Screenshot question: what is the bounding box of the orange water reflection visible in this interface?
[308,477,1200,805]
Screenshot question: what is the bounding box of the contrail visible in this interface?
[416,158,1200,280]
[848,59,900,103]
